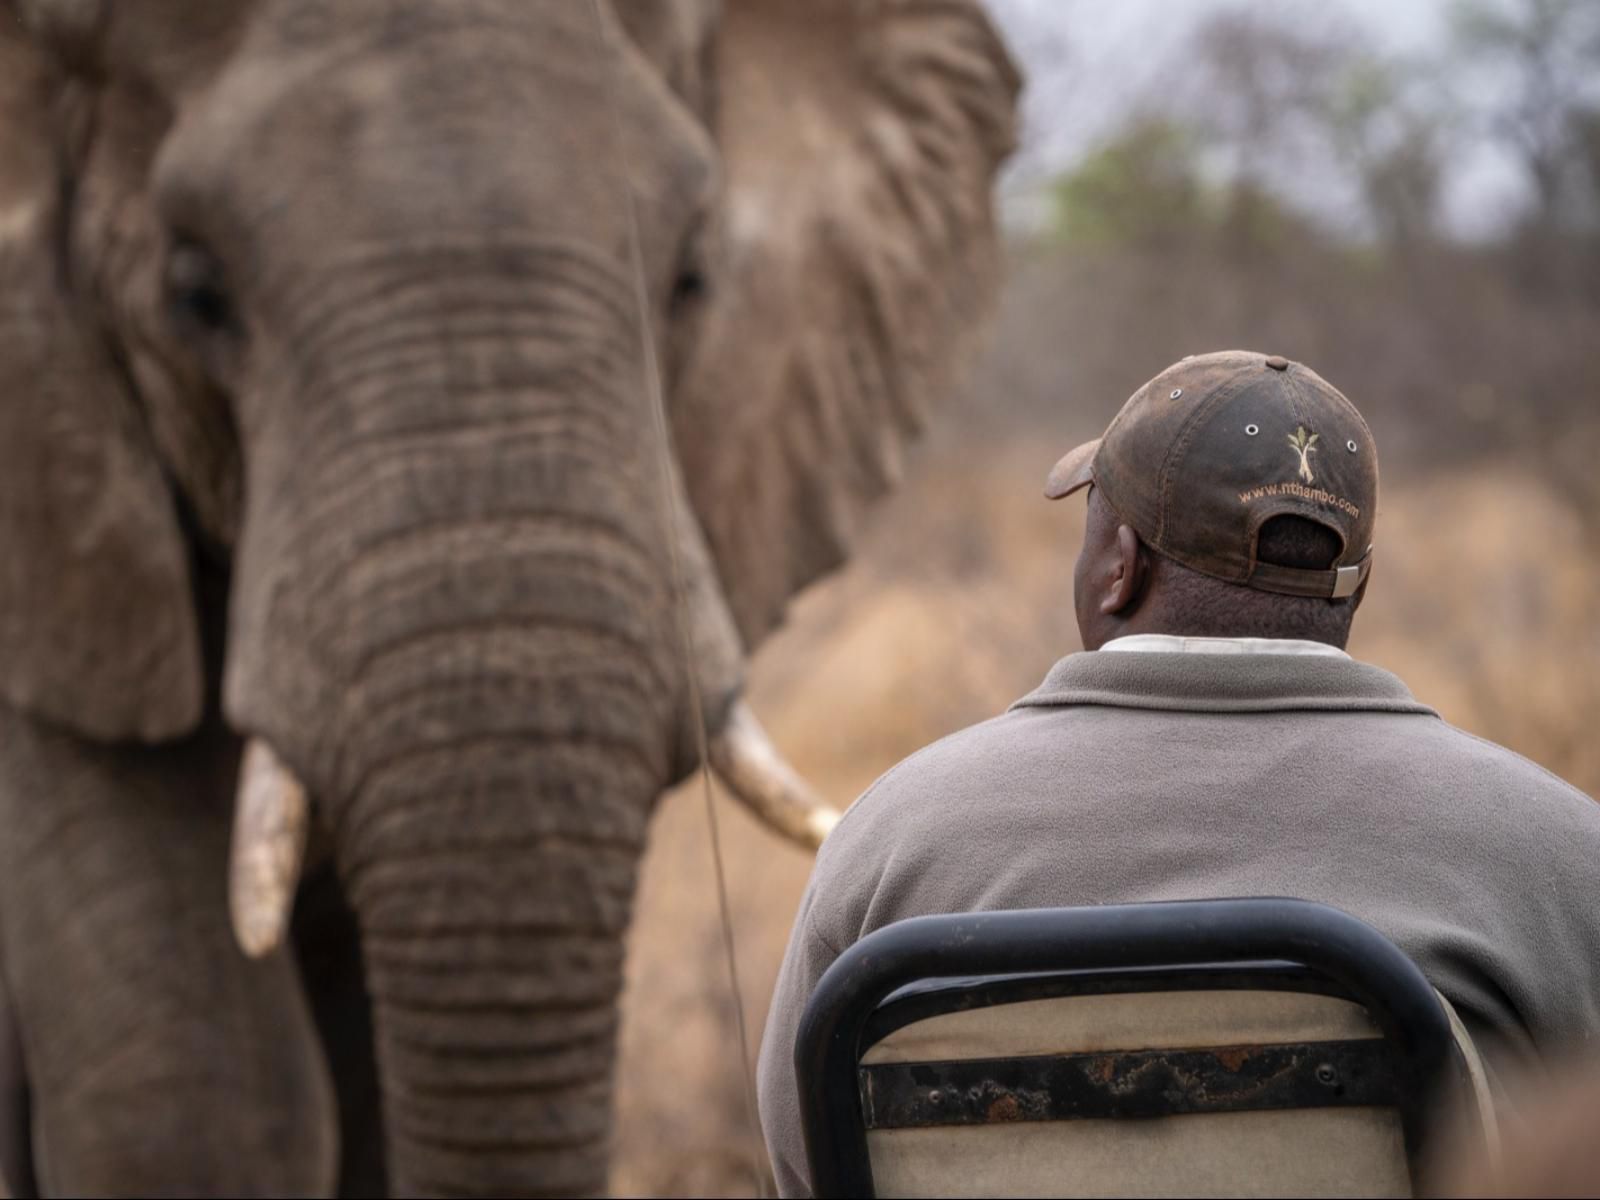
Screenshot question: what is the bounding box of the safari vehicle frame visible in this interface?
[795,898,1476,1197]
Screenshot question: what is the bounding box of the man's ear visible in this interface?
[1101,524,1151,617]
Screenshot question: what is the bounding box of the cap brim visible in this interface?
[1044,439,1100,500]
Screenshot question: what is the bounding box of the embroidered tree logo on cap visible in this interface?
[1288,426,1320,483]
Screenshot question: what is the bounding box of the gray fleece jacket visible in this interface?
[756,650,1600,1197]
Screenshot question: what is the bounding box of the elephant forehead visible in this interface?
[151,0,707,261]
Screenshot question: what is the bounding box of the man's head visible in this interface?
[1049,351,1378,651]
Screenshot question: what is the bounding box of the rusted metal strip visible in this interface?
[860,1038,1397,1129]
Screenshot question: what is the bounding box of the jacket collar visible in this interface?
[1012,651,1438,717]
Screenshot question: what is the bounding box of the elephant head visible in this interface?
[0,0,1018,1193]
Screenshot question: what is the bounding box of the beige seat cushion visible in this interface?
[861,988,1437,1199]
[867,1108,1409,1198]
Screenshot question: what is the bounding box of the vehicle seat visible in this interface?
[795,899,1493,1198]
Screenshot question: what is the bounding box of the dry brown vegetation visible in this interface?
[610,236,1600,1196]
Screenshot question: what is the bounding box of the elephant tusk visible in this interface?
[708,702,842,851]
[228,739,310,959]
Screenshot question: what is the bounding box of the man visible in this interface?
[756,350,1600,1197]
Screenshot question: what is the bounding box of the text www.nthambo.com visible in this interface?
[1238,481,1361,518]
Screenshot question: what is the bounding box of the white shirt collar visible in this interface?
[1099,634,1350,659]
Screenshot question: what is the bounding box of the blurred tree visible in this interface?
[1576,110,1600,229]
[1048,112,1324,255]
[1322,57,1450,251]
[1049,117,1205,247]
[1448,0,1600,236]
[1161,9,1449,253]
[1185,10,1350,249]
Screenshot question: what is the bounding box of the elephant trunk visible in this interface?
[345,743,651,1197]
[215,247,684,1194]
[316,494,671,1196]
[219,245,838,1193]
[312,426,674,1196]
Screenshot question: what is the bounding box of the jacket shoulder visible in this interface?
[1430,721,1596,812]
[833,708,1056,826]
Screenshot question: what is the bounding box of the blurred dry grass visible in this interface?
[610,239,1600,1196]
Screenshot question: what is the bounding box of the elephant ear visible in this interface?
[0,17,203,743]
[671,0,1020,646]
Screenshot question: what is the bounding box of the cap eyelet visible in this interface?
[1245,423,1260,436]
[1170,388,1183,400]
[1346,439,1358,452]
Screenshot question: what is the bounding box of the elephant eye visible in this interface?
[668,214,712,320]
[670,265,707,312]
[165,239,238,337]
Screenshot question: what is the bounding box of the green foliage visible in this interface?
[1041,0,1600,270]
[1049,119,1205,247]
[1048,118,1318,255]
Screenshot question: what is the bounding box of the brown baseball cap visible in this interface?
[1046,350,1377,599]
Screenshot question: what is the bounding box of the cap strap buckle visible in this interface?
[1245,549,1372,600]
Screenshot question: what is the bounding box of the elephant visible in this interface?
[0,0,1019,1195]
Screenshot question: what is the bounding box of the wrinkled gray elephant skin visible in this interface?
[0,0,1019,1195]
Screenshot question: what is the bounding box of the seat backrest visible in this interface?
[864,987,1403,1197]
[796,899,1484,1198]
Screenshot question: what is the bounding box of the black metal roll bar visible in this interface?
[795,897,1470,1198]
